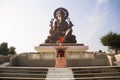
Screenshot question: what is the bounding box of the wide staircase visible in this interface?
[0,67,48,80]
[72,66,120,80]
[0,66,120,80]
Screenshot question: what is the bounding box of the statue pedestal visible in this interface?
[34,43,89,60]
[54,46,68,68]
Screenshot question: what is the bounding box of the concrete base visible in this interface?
[10,52,112,67]
[35,43,89,52]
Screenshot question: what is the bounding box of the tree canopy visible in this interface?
[0,42,16,55]
[8,47,16,55]
[101,32,120,54]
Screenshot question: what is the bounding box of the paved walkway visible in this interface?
[0,62,9,67]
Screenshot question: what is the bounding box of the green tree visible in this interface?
[101,32,120,54]
[0,42,16,55]
[8,46,16,55]
[0,42,9,55]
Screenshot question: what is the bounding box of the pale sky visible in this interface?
[0,0,120,53]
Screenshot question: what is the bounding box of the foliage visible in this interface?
[0,42,16,55]
[8,47,16,55]
[0,42,8,55]
[101,32,120,54]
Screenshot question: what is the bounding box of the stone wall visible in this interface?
[10,53,55,67]
[10,52,111,67]
[67,54,110,67]
[0,55,10,64]
[66,52,94,60]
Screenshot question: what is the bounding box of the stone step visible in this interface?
[46,68,74,79]
[0,66,120,80]
[1,70,48,74]
[73,72,120,78]
[72,66,120,74]
[0,67,48,74]
[0,76,120,80]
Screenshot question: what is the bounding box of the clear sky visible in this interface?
[0,0,120,53]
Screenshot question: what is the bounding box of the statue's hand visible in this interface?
[50,18,54,28]
[50,18,54,23]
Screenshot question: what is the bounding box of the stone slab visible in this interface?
[35,45,88,52]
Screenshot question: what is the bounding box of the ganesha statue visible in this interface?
[45,7,76,43]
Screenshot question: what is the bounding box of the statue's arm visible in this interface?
[67,18,74,28]
[49,18,54,29]
[54,21,58,30]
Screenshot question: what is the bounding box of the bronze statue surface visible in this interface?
[45,7,77,43]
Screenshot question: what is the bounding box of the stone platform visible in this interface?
[35,43,88,52]
[10,44,120,67]
[34,43,88,61]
